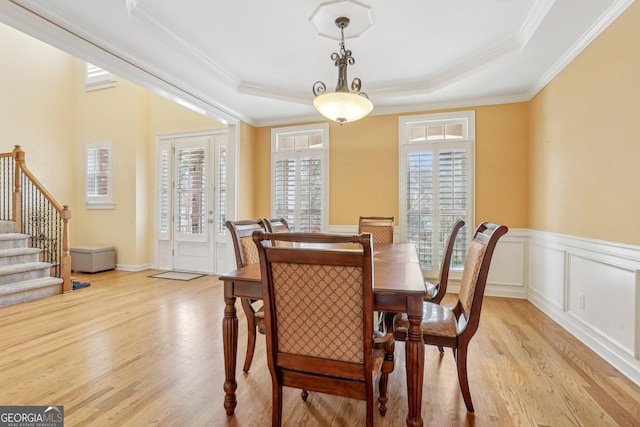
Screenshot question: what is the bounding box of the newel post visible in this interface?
[12,145,24,232]
[61,205,72,293]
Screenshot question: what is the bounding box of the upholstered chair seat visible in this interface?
[393,301,459,339]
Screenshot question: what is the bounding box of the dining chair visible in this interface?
[263,217,290,233]
[389,222,508,413]
[426,219,466,304]
[252,231,394,427]
[225,219,268,373]
[262,217,292,247]
[358,216,394,244]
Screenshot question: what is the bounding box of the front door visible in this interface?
[155,131,227,273]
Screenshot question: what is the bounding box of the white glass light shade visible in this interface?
[313,92,373,123]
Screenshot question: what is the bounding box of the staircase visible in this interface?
[0,220,63,308]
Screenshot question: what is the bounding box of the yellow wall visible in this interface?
[254,103,529,229]
[529,1,640,245]
[0,23,75,205]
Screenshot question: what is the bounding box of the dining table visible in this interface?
[219,242,427,427]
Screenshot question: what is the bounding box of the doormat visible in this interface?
[72,281,91,290]
[149,271,205,281]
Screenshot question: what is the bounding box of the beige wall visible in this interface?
[72,62,228,266]
[0,23,75,205]
[254,103,529,229]
[529,1,640,245]
[72,59,152,264]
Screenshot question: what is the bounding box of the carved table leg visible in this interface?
[223,296,238,415]
[405,300,424,426]
[378,340,395,416]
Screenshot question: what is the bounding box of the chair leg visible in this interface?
[241,298,257,373]
[455,343,474,413]
[377,341,395,416]
[272,381,283,427]
[366,392,374,427]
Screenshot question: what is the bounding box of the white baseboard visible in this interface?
[115,263,151,272]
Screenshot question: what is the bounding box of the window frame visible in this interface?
[270,123,329,232]
[85,139,115,209]
[398,110,475,278]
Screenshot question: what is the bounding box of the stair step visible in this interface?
[0,277,63,308]
[0,221,16,234]
[0,233,30,250]
[0,262,53,286]
[0,247,41,266]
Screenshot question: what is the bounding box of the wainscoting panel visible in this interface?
[485,231,527,297]
[528,242,566,310]
[528,230,640,386]
[567,253,637,356]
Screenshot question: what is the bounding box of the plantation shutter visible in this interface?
[297,156,323,232]
[157,143,171,238]
[85,63,117,90]
[85,140,114,208]
[217,144,227,235]
[438,149,468,268]
[406,151,434,269]
[175,145,206,239]
[273,158,297,230]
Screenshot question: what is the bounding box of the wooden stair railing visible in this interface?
[0,145,71,293]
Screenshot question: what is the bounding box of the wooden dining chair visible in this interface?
[389,222,508,413]
[263,217,290,233]
[225,219,267,373]
[253,231,394,427]
[263,217,292,247]
[426,219,466,304]
[358,216,394,244]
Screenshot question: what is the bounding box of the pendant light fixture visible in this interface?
[312,17,373,124]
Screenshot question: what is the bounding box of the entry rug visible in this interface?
[72,281,91,290]
[150,271,205,281]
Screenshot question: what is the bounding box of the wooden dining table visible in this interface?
[219,242,427,427]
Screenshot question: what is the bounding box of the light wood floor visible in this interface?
[0,270,638,426]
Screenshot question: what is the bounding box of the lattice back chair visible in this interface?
[390,222,508,413]
[253,231,394,427]
[358,216,394,244]
[225,219,268,373]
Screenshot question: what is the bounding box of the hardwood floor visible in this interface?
[0,270,638,426]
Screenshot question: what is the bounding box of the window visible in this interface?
[271,124,329,232]
[85,140,115,209]
[399,111,475,275]
[85,63,117,91]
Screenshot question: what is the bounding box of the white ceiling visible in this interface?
[0,0,634,126]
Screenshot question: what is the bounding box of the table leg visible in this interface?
[405,301,424,426]
[223,296,238,415]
